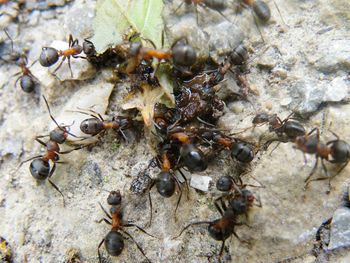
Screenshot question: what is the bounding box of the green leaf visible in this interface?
[91,0,165,53]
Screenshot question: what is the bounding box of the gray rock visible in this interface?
[80,161,102,185]
[289,77,349,115]
[314,39,350,74]
[257,46,281,70]
[204,21,245,64]
[328,207,350,250]
[190,175,212,192]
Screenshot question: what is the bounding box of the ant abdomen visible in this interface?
[172,43,197,67]
[39,47,59,67]
[180,144,208,172]
[20,75,35,93]
[156,171,176,198]
[80,118,104,135]
[229,45,248,66]
[283,121,305,139]
[30,159,50,180]
[104,231,124,256]
[330,140,350,163]
[252,0,271,22]
[203,0,227,11]
[216,176,233,192]
[231,142,254,163]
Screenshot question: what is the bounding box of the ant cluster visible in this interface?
[10,0,349,262]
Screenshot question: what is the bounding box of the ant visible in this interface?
[97,190,155,262]
[13,55,39,93]
[145,153,188,226]
[202,130,255,163]
[294,128,350,192]
[125,39,196,74]
[39,34,84,78]
[173,193,250,259]
[238,0,271,22]
[17,96,84,205]
[169,130,208,172]
[76,109,136,141]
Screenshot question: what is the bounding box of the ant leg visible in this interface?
[178,169,190,200]
[214,197,224,216]
[97,218,112,225]
[67,56,73,78]
[146,182,155,227]
[123,223,157,238]
[16,155,43,171]
[173,1,184,14]
[232,229,250,244]
[42,95,62,129]
[172,221,212,239]
[35,137,47,146]
[218,240,226,259]
[273,0,288,26]
[251,10,265,43]
[268,142,281,156]
[48,178,66,207]
[75,108,105,122]
[68,34,73,47]
[173,175,183,221]
[118,128,128,142]
[121,230,151,263]
[52,56,66,75]
[59,145,87,154]
[97,238,105,263]
[304,157,319,184]
[307,127,319,137]
[98,202,112,219]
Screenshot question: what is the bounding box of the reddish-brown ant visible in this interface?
[173,193,251,259]
[13,55,39,93]
[170,131,208,172]
[97,190,155,262]
[146,153,187,225]
[294,128,350,191]
[39,34,84,78]
[125,40,196,74]
[76,109,136,141]
[17,96,84,205]
[202,130,255,163]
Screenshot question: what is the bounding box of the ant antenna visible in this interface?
[3,29,14,52]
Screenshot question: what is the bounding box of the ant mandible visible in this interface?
[39,34,84,78]
[294,128,350,192]
[17,96,84,205]
[97,190,155,262]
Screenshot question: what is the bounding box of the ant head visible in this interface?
[105,231,124,256]
[172,42,197,67]
[180,144,208,172]
[216,175,234,192]
[156,171,176,198]
[82,40,95,56]
[128,42,142,57]
[30,159,50,181]
[107,191,122,206]
[242,189,255,205]
[252,112,270,125]
[39,47,59,67]
[49,127,68,144]
[15,55,27,67]
[231,142,254,163]
[20,75,35,93]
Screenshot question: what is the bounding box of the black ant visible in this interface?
[294,128,350,191]
[202,131,255,163]
[76,109,136,141]
[39,34,84,78]
[97,190,155,262]
[169,130,208,172]
[146,153,187,226]
[0,29,24,64]
[173,193,250,259]
[13,55,39,93]
[17,96,84,205]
